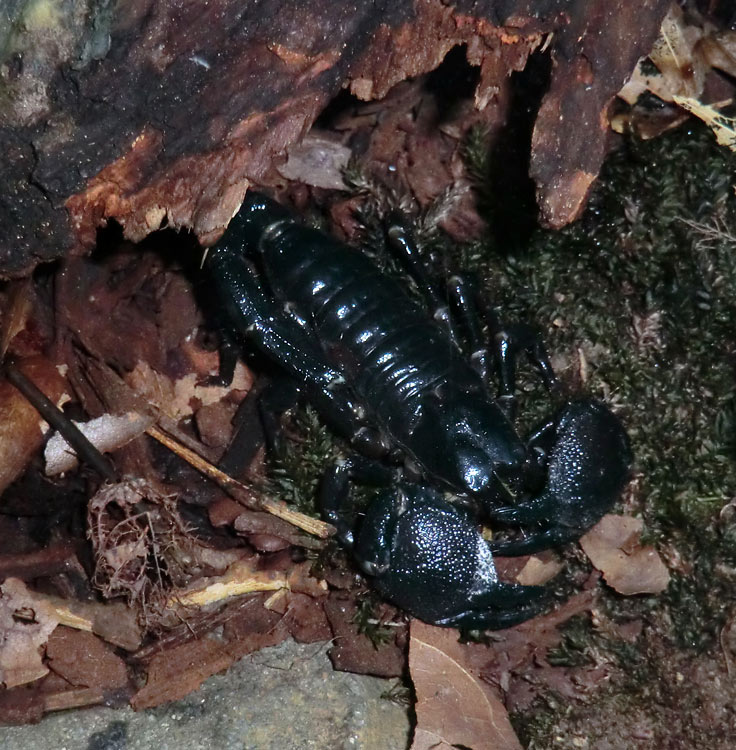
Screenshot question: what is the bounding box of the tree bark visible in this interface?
[0,0,670,276]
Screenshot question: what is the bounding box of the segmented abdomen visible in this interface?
[260,223,481,437]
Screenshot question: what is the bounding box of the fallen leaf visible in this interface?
[672,96,736,152]
[409,620,522,750]
[277,133,352,190]
[515,553,563,586]
[580,514,670,595]
[702,31,736,79]
[0,357,70,493]
[616,7,736,142]
[0,279,33,360]
[126,360,251,421]
[0,579,60,688]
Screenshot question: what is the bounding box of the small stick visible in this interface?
[167,558,292,608]
[2,362,117,481]
[146,425,334,538]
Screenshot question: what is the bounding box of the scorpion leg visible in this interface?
[218,376,300,477]
[256,376,300,455]
[486,318,557,418]
[488,524,585,556]
[446,274,492,383]
[444,275,557,419]
[199,330,240,387]
[385,220,459,345]
[321,456,396,553]
[207,246,388,458]
[218,376,270,477]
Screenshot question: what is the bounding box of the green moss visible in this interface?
[468,120,736,609]
[266,405,339,517]
[473,122,736,746]
[353,593,398,648]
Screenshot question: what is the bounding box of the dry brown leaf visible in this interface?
[277,133,352,190]
[619,6,706,105]
[0,578,60,688]
[126,360,251,421]
[649,6,707,101]
[515,554,563,586]
[0,356,70,493]
[580,514,670,595]
[616,7,736,142]
[701,31,736,79]
[0,279,33,360]
[409,620,522,750]
[324,595,405,678]
[672,96,736,152]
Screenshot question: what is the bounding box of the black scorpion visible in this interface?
[205,191,632,629]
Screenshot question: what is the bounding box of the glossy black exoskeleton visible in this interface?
[205,190,632,629]
[353,483,546,629]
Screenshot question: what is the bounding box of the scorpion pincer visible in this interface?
[205,190,632,630]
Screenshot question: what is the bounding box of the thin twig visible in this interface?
[145,425,334,538]
[2,362,117,481]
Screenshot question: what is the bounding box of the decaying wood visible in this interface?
[0,0,671,277]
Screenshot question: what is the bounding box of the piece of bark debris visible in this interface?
[580,514,671,595]
[324,594,406,678]
[45,627,130,694]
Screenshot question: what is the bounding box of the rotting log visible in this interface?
[0,0,671,277]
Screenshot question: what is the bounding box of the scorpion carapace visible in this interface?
[205,190,632,629]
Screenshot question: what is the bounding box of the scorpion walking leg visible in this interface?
[478,293,558,402]
[199,330,240,388]
[321,457,396,554]
[385,221,458,345]
[445,274,557,418]
[256,377,301,456]
[218,376,300,477]
[481,298,555,388]
[446,274,492,383]
[218,376,270,477]
[488,522,585,556]
[383,222,554,406]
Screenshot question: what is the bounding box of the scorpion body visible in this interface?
[206,191,632,629]
[245,202,524,498]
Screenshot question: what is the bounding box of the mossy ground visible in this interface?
[267,121,736,746]
[466,124,736,745]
